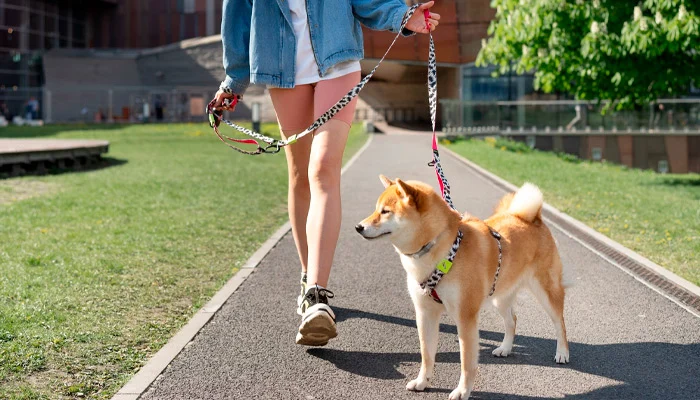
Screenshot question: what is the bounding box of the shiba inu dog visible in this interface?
[355,176,571,400]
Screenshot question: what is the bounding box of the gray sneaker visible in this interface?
[296,272,307,316]
[295,285,337,346]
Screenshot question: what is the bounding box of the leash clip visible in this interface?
[262,142,282,154]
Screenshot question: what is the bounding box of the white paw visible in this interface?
[492,346,512,358]
[448,386,471,400]
[554,350,569,364]
[406,376,430,391]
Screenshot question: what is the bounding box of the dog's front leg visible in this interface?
[407,304,441,392]
[449,313,479,400]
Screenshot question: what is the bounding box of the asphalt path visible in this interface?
[142,133,700,400]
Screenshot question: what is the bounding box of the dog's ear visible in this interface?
[379,174,393,188]
[395,179,414,200]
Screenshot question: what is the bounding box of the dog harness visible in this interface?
[419,227,503,304]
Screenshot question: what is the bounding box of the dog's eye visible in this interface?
[380,208,390,215]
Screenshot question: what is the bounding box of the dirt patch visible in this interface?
[0,180,58,205]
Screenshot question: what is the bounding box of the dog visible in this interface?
[355,175,571,399]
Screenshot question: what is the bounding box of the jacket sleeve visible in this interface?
[221,0,252,95]
[350,0,414,36]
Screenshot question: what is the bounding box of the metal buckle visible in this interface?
[263,143,282,154]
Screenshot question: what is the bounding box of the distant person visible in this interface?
[210,0,440,347]
[27,97,39,120]
[155,97,165,121]
[0,102,9,120]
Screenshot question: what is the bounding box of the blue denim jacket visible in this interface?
[221,0,411,94]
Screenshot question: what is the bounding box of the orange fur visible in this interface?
[357,178,569,399]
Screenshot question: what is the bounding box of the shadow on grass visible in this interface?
[0,156,128,180]
[655,175,700,187]
[308,307,700,399]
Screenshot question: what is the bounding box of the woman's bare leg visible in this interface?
[305,71,360,288]
[304,119,351,287]
[269,86,315,273]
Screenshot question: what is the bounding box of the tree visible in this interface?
[477,0,700,110]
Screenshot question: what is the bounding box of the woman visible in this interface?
[211,0,440,346]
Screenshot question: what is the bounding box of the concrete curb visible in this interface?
[112,133,375,399]
[442,146,700,318]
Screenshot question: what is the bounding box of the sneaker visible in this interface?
[295,285,337,346]
[296,272,307,316]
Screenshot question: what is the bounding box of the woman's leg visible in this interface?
[269,85,315,273]
[305,71,361,288]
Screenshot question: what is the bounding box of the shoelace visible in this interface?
[306,286,335,304]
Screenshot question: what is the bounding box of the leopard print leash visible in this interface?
[207,4,423,155]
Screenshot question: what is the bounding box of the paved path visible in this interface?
[142,133,700,399]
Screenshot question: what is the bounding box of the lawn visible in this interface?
[0,122,368,399]
[446,137,700,286]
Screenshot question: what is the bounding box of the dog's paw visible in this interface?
[554,350,569,364]
[492,346,512,358]
[406,377,430,391]
[448,386,471,400]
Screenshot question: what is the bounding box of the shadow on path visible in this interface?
[0,156,128,179]
[309,307,700,399]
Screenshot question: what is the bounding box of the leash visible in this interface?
[421,9,455,211]
[207,4,424,155]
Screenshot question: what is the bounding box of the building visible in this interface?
[0,0,221,117]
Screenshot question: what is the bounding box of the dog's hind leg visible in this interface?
[407,304,441,392]
[529,269,569,364]
[492,295,517,358]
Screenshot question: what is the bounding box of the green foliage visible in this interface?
[477,0,700,110]
[556,151,582,163]
[483,136,535,153]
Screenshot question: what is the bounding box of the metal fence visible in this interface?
[0,87,217,124]
[440,99,700,134]
[1,86,405,125]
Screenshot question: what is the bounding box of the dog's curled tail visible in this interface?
[506,182,543,223]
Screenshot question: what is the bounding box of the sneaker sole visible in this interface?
[296,294,303,316]
[295,309,337,346]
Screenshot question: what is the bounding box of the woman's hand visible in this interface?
[405,1,440,34]
[211,89,239,112]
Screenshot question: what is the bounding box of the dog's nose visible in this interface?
[355,224,364,233]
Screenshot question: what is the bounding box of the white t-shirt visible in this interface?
[288,0,361,85]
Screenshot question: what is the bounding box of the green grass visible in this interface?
[446,137,700,286]
[0,122,368,399]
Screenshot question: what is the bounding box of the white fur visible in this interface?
[508,182,543,222]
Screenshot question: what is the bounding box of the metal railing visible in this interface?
[440,99,700,135]
[0,87,218,124]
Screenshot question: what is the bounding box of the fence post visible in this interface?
[108,89,113,122]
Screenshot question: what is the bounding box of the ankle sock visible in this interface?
[305,284,325,295]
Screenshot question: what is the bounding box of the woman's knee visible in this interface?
[308,156,342,191]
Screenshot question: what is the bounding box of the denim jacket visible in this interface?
[221,0,411,94]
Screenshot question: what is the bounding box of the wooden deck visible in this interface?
[0,139,110,176]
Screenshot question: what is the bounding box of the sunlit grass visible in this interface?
[0,122,368,399]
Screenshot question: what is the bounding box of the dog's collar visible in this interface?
[404,240,437,259]
[419,229,463,304]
